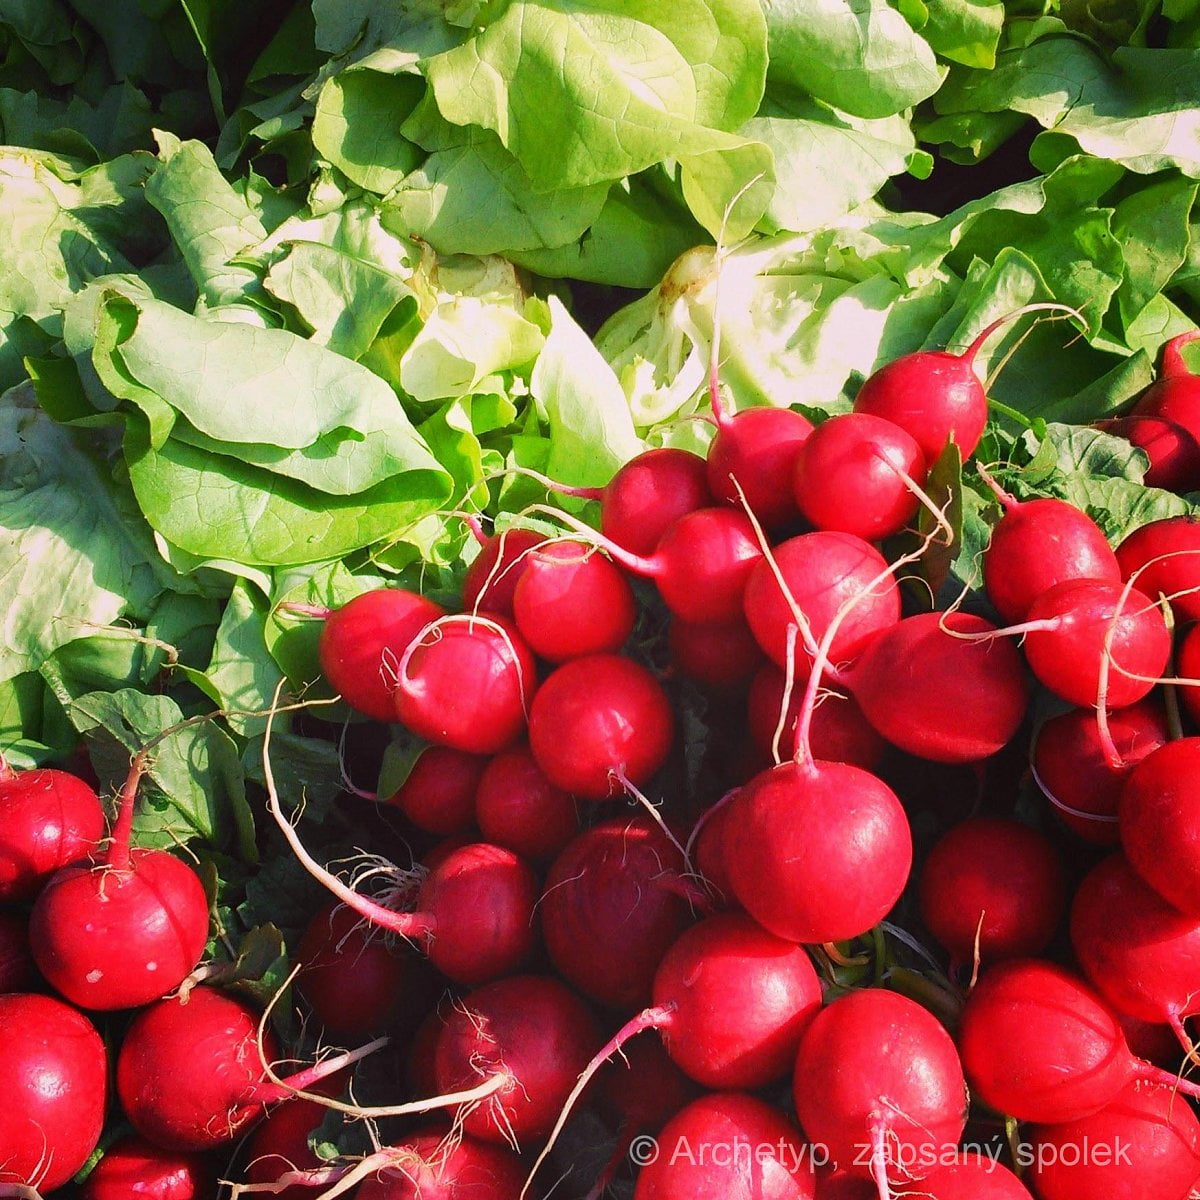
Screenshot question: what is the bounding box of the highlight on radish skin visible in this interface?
[80,1136,215,1200]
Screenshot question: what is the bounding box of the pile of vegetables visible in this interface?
[6,0,1200,1196]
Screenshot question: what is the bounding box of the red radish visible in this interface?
[742,532,901,669]
[1132,330,1200,434]
[981,495,1120,624]
[461,526,545,619]
[916,1155,1032,1198]
[1071,854,1200,1045]
[1180,623,1200,726]
[634,1092,817,1200]
[0,912,34,993]
[433,974,600,1145]
[814,1172,875,1199]
[1021,578,1170,708]
[512,541,637,662]
[1027,1079,1200,1200]
[793,413,927,541]
[393,614,538,755]
[847,611,1030,762]
[245,1089,342,1200]
[0,760,105,902]
[746,663,885,769]
[668,615,764,690]
[527,654,675,799]
[355,1130,527,1199]
[0,993,107,1192]
[316,587,445,721]
[1118,1013,1183,1070]
[540,817,698,1011]
[792,989,967,1191]
[408,1006,445,1098]
[80,1136,214,1200]
[389,746,487,836]
[1031,700,1168,844]
[1102,411,1200,491]
[918,818,1065,967]
[706,405,814,530]
[296,902,419,1040]
[29,751,210,1011]
[526,912,823,1191]
[475,743,577,861]
[1116,516,1200,621]
[691,800,736,905]
[600,1035,701,1135]
[852,304,1074,463]
[958,959,1200,1123]
[1120,737,1200,915]
[725,759,911,944]
[117,986,373,1151]
[600,447,713,556]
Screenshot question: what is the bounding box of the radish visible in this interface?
[512,540,637,662]
[792,413,927,541]
[918,818,1065,967]
[1179,623,1200,726]
[958,959,1200,1123]
[29,750,210,1011]
[1027,1079,1200,1200]
[724,758,911,944]
[540,817,699,1011]
[634,1092,817,1200]
[1132,329,1200,436]
[1101,410,1200,491]
[0,759,105,902]
[117,985,375,1151]
[1070,853,1200,1047]
[1020,578,1170,708]
[847,611,1030,762]
[792,989,967,1193]
[1031,700,1168,844]
[389,746,487,836]
[706,405,814,530]
[915,1155,1033,1198]
[524,912,823,1191]
[355,1129,527,1199]
[475,743,577,861]
[244,1085,345,1200]
[80,1136,215,1200]
[741,532,901,669]
[0,993,107,1192]
[746,663,885,769]
[851,304,1074,463]
[1118,1012,1183,1070]
[462,527,546,618]
[0,912,34,993]
[316,587,445,721]
[344,842,539,986]
[1119,737,1200,915]
[600,447,713,556]
[527,654,675,799]
[1116,516,1200,621]
[691,800,736,905]
[296,902,422,1040]
[393,614,538,755]
[668,615,764,691]
[980,493,1120,624]
[600,1035,701,1136]
[432,974,600,1145]
[814,1172,875,1199]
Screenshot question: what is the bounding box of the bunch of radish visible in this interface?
[12,312,1200,1200]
